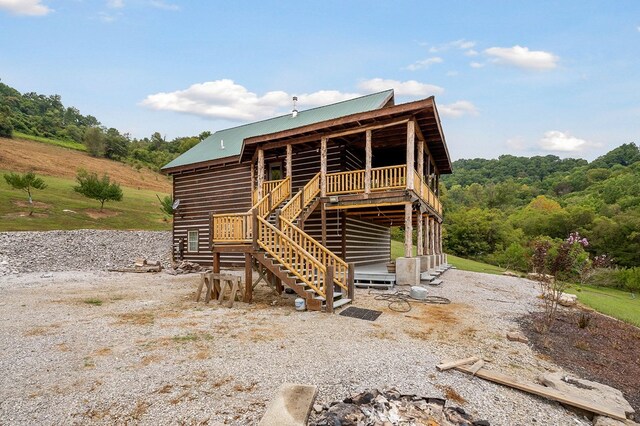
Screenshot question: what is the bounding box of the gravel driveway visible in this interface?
[0,266,588,425]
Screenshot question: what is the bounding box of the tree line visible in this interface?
[441,143,640,290]
[0,80,210,171]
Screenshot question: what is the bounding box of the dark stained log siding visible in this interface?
[345,217,390,265]
[172,162,252,266]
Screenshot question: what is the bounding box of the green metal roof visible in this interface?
[162,89,394,171]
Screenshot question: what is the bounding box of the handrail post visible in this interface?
[252,208,258,250]
[347,262,355,300]
[325,265,334,313]
[274,209,281,230]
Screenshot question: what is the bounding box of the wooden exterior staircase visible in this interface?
[211,174,354,312]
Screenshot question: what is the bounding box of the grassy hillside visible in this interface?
[1,171,171,231]
[0,137,172,231]
[0,136,171,192]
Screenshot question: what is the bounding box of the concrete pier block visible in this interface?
[396,257,420,286]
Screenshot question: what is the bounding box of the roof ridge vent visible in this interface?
[291,96,298,118]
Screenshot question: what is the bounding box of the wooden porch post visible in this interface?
[439,221,443,254]
[364,129,372,195]
[320,137,327,197]
[250,161,255,202]
[285,144,292,180]
[404,203,413,257]
[423,215,430,255]
[435,173,440,196]
[417,140,424,179]
[321,201,327,247]
[417,213,424,256]
[325,265,334,313]
[257,148,265,199]
[435,221,441,255]
[430,216,435,256]
[244,253,252,303]
[406,121,415,190]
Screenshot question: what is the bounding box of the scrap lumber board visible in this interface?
[436,356,479,371]
[258,383,318,426]
[455,365,627,421]
[468,359,485,375]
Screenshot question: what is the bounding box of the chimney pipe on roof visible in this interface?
[292,96,298,118]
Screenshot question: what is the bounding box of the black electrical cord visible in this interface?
[369,289,451,312]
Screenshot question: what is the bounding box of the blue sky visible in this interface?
[0,0,638,160]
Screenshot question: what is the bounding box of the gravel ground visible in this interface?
[0,265,591,425]
[0,230,172,276]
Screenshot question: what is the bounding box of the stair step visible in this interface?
[313,292,343,301]
[331,298,352,309]
[429,279,443,286]
[420,272,435,282]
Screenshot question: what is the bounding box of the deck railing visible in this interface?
[325,165,407,196]
[211,212,252,242]
[256,216,328,299]
[279,216,349,292]
[412,169,442,215]
[212,176,290,243]
[280,172,321,222]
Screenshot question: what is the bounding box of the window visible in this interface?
[268,162,283,180]
[187,230,199,252]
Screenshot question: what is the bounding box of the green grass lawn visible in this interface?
[13,131,87,152]
[565,284,640,327]
[447,254,508,275]
[1,170,171,231]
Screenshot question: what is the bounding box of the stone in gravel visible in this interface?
[558,293,577,307]
[539,372,635,417]
[506,331,529,343]
[502,271,518,277]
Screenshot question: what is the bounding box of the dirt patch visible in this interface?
[12,200,53,209]
[520,309,640,416]
[116,311,155,326]
[84,209,120,219]
[4,212,49,218]
[0,136,171,192]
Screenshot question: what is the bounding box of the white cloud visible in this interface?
[0,0,51,16]
[465,49,478,56]
[107,0,124,8]
[538,130,595,152]
[358,78,444,96]
[405,56,443,71]
[470,62,485,68]
[438,100,478,118]
[429,39,476,53]
[141,79,361,121]
[485,45,559,70]
[446,70,459,77]
[149,0,179,11]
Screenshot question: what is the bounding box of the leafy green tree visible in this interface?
[3,171,47,215]
[83,127,105,157]
[73,169,123,211]
[156,194,174,217]
[0,111,12,138]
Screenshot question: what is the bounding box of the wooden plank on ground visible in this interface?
[436,356,479,371]
[455,365,627,421]
[468,359,484,375]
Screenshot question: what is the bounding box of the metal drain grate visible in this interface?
[339,306,382,321]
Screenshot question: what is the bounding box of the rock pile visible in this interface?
[310,389,489,426]
[0,230,171,276]
[164,260,207,275]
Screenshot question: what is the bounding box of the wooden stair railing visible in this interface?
[252,178,288,204]
[280,172,320,222]
[255,215,329,299]
[279,216,350,294]
[211,177,291,243]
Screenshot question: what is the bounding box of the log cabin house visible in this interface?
[162,89,452,312]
